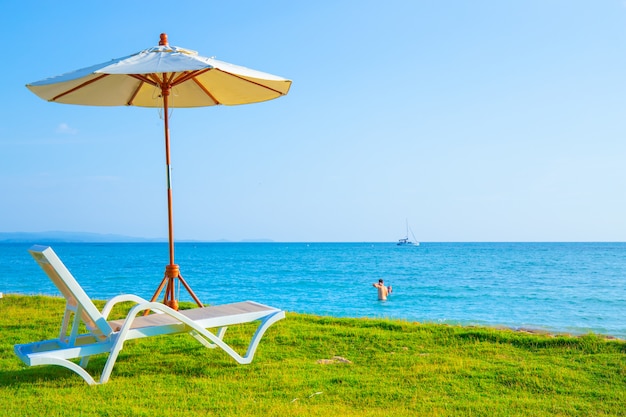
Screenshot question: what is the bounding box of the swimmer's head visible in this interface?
[378,279,384,284]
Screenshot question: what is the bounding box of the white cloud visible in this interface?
[56,123,78,134]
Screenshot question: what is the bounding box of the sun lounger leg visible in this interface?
[243,311,285,362]
[217,326,227,339]
[100,346,128,384]
[38,357,98,386]
[190,330,215,348]
[190,326,228,349]
[188,311,285,364]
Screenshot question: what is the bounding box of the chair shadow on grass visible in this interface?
[1,342,245,387]
[0,366,79,387]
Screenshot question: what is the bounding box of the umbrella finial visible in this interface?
[159,33,168,46]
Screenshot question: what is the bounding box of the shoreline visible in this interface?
[4,293,622,341]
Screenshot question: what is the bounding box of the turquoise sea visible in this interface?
[2,242,625,338]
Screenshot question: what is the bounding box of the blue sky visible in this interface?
[1,1,626,242]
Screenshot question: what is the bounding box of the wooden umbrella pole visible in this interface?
[163,85,175,266]
[146,70,203,311]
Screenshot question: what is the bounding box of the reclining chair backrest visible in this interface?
[29,245,113,340]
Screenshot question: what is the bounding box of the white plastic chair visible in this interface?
[14,245,285,385]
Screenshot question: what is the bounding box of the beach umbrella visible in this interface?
[26,33,292,310]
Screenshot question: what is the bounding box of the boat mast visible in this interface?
[405,218,410,241]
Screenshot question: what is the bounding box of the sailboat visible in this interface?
[397,220,419,246]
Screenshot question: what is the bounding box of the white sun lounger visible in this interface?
[14,245,285,385]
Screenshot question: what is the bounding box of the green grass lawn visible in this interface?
[1,295,625,416]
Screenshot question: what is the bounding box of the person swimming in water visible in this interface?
[373,278,392,300]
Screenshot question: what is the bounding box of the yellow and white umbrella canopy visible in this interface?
[27,33,291,107]
[26,33,292,310]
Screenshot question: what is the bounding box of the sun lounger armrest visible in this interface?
[101,294,152,319]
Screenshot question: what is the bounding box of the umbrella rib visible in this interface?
[145,73,163,87]
[126,80,144,106]
[166,72,177,86]
[51,74,110,102]
[125,74,159,106]
[215,69,288,96]
[192,78,220,105]
[129,74,158,87]
[171,68,211,86]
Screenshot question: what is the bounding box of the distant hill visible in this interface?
[0,231,165,243]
